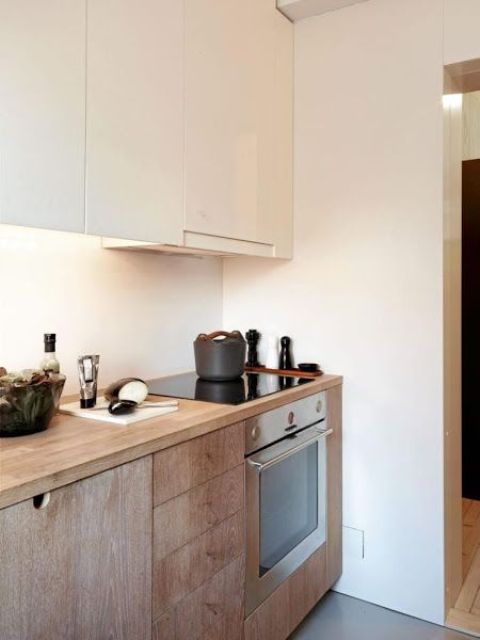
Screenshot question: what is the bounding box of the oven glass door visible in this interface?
[260,441,318,575]
[246,425,330,615]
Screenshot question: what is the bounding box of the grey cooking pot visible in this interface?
[194,331,246,382]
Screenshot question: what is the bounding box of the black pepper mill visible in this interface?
[246,329,261,368]
[279,336,293,371]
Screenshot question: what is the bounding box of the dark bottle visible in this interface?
[279,336,293,371]
[40,334,60,373]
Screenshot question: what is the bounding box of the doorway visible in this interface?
[462,94,480,503]
[444,79,480,635]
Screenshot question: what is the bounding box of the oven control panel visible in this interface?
[244,392,327,455]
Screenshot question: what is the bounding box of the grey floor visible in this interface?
[290,592,475,640]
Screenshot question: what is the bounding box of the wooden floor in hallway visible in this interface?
[447,499,480,636]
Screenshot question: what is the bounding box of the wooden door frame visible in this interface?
[444,61,480,632]
[443,69,463,618]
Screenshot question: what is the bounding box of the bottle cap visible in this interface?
[44,333,56,353]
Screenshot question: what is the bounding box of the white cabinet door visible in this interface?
[258,12,294,259]
[86,0,184,244]
[184,0,282,246]
[0,0,86,233]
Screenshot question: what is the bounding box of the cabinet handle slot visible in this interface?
[33,492,50,510]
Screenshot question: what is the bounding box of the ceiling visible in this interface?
[277,0,369,21]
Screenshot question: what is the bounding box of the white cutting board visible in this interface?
[59,398,178,426]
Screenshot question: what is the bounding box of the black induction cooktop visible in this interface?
[147,371,312,405]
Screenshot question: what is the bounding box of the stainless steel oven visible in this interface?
[245,391,331,615]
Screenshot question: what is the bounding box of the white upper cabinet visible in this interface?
[0,0,292,258]
[85,0,184,244]
[0,0,86,233]
[260,10,294,259]
[184,0,293,258]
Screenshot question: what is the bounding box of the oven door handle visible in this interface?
[247,427,333,472]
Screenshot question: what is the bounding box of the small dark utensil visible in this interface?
[100,399,178,415]
[297,363,320,373]
[108,399,138,415]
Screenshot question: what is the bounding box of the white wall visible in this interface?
[444,0,480,66]
[0,225,222,393]
[224,0,446,623]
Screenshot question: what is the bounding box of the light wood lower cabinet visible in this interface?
[244,384,343,640]
[0,388,342,640]
[152,423,246,640]
[327,384,343,585]
[0,456,152,640]
[244,545,328,640]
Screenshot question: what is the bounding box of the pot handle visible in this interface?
[197,330,243,341]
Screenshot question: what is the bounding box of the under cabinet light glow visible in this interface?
[442,93,463,109]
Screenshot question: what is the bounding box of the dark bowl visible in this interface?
[297,362,320,373]
[0,373,66,437]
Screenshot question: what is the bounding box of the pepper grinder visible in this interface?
[246,329,261,367]
[279,336,293,371]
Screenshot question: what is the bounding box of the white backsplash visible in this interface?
[0,225,223,393]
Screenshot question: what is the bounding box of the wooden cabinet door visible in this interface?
[85,0,184,244]
[0,0,86,233]
[0,457,152,640]
[184,0,292,250]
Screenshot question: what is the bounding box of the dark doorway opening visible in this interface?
[462,158,480,500]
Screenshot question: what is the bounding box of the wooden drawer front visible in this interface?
[153,510,244,618]
[289,545,328,631]
[152,555,245,640]
[153,464,244,560]
[154,423,244,506]
[152,609,175,640]
[152,457,245,638]
[244,545,327,640]
[244,579,289,640]
[153,611,175,640]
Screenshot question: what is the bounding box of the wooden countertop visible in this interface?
[0,374,342,510]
